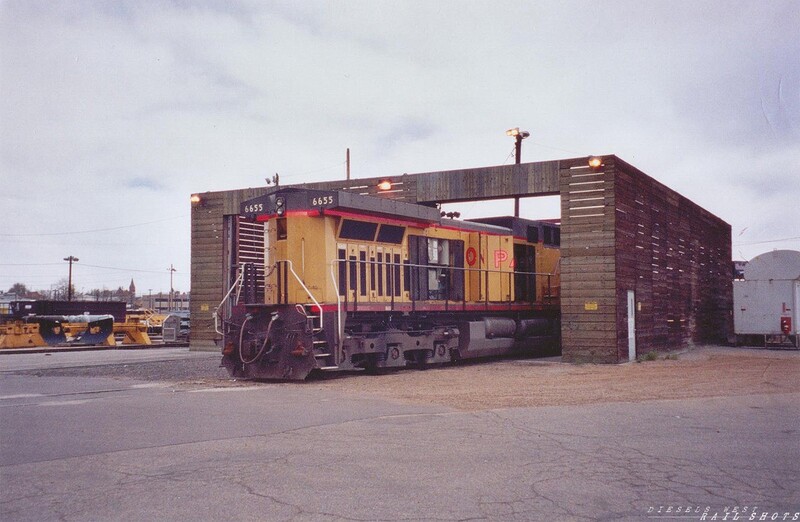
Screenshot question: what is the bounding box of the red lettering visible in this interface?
[494,249,508,268]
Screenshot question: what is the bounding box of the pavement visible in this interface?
[1,347,798,521]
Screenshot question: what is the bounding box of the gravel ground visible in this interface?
[13,345,799,411]
[15,356,231,383]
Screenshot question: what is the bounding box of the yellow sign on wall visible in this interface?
[584,301,598,311]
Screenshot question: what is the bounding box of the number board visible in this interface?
[241,196,269,217]
[308,192,338,209]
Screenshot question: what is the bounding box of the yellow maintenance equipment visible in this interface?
[113,320,152,345]
[0,322,50,349]
[0,313,153,348]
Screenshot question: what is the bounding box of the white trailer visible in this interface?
[733,250,800,348]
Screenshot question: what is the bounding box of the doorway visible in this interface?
[627,290,636,361]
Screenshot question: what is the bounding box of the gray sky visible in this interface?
[1,0,798,296]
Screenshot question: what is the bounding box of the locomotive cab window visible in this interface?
[339,219,378,241]
[276,218,287,240]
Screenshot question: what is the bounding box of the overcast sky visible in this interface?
[1,0,798,296]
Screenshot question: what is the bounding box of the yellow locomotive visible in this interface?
[220,187,560,380]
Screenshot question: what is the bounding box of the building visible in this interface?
[189,155,732,362]
[141,291,190,314]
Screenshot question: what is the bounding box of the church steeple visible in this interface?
[129,278,136,295]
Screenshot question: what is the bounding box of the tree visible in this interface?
[53,278,74,301]
[7,283,29,296]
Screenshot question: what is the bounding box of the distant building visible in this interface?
[0,292,17,316]
[142,291,190,313]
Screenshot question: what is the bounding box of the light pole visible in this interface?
[168,264,176,311]
[63,256,79,301]
[506,127,530,217]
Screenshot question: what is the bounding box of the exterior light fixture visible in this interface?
[190,194,202,204]
[588,156,603,169]
[505,127,530,139]
[377,180,392,191]
[505,127,530,164]
[275,197,285,216]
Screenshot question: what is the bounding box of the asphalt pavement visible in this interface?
[1,348,798,521]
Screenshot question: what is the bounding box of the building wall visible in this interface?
[559,157,618,362]
[190,187,269,348]
[613,158,732,360]
[190,190,226,348]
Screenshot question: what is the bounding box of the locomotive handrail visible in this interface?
[335,256,557,309]
[213,263,246,335]
[281,260,324,331]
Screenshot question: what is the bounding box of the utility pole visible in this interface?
[63,256,79,301]
[346,148,351,180]
[506,128,530,217]
[168,264,176,311]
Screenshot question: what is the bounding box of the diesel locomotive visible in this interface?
[218,187,561,380]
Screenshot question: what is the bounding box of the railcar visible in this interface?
[218,187,561,380]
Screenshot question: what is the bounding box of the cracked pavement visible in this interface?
[1,347,798,521]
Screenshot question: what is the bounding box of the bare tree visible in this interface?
[7,283,29,296]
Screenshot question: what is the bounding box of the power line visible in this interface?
[734,236,800,246]
[79,263,186,275]
[0,263,63,266]
[0,214,187,237]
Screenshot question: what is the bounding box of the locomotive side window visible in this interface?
[377,224,405,244]
[543,225,560,247]
[527,225,539,243]
[339,219,378,241]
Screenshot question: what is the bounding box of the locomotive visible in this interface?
[218,187,561,380]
